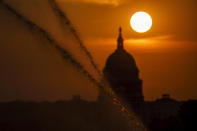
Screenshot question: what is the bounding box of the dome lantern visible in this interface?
[117,27,124,49]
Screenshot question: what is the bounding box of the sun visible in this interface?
[130,12,152,33]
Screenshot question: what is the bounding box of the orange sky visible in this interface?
[59,0,197,100]
[0,0,196,101]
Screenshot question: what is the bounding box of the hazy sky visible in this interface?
[0,0,100,102]
[59,0,197,100]
[0,0,196,101]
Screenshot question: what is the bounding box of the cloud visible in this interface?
[57,0,121,6]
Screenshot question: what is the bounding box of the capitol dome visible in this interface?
[103,27,144,106]
[104,48,139,81]
[103,28,140,82]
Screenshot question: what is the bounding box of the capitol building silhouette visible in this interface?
[103,27,144,111]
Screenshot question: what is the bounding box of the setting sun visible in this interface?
[130,12,152,33]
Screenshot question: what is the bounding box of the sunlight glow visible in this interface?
[130,12,152,33]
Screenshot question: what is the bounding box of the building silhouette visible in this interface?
[102,28,186,124]
[103,27,144,110]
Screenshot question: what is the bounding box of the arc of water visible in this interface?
[0,0,98,88]
[48,0,102,77]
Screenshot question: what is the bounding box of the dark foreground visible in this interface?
[0,99,196,131]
